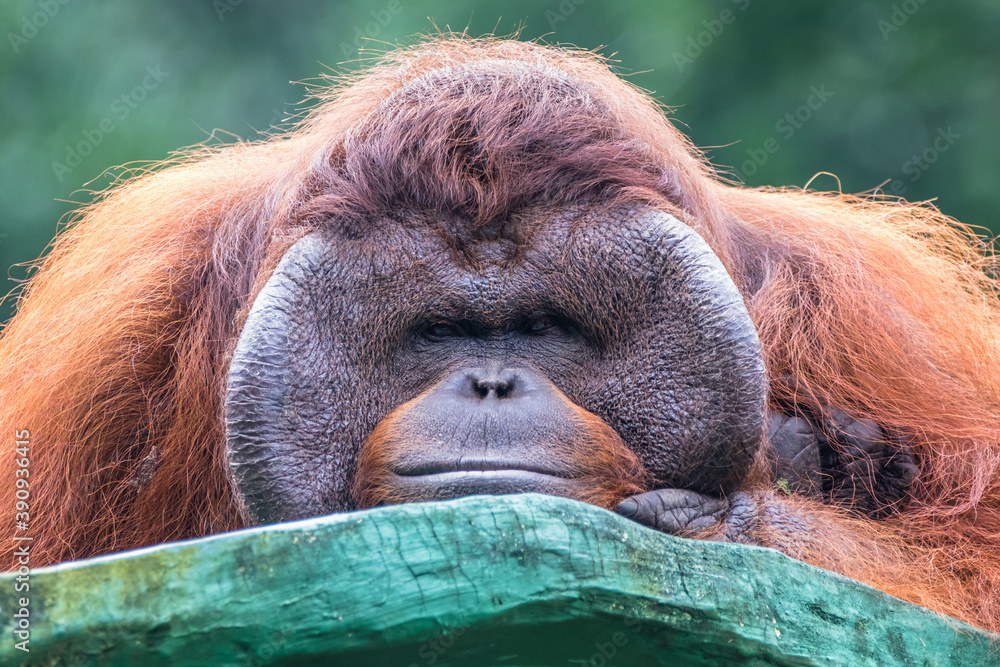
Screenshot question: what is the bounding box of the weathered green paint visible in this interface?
[1,494,996,666]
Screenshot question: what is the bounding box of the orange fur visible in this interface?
[0,36,997,633]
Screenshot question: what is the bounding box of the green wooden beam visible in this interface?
[1,494,997,665]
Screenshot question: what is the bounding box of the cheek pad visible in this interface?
[226,233,377,525]
[570,208,766,494]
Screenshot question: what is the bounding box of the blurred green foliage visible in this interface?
[1,0,998,324]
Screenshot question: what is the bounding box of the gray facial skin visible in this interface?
[225,205,767,527]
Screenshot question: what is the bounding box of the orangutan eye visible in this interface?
[425,321,461,339]
[527,317,555,333]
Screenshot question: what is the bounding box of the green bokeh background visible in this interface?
[1,0,998,324]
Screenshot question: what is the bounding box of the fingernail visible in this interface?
[615,498,638,518]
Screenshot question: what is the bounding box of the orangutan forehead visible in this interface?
[340,204,609,270]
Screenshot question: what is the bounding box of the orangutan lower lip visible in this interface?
[388,470,587,500]
[395,459,568,478]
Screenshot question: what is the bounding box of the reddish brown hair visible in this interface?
[1,36,998,632]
